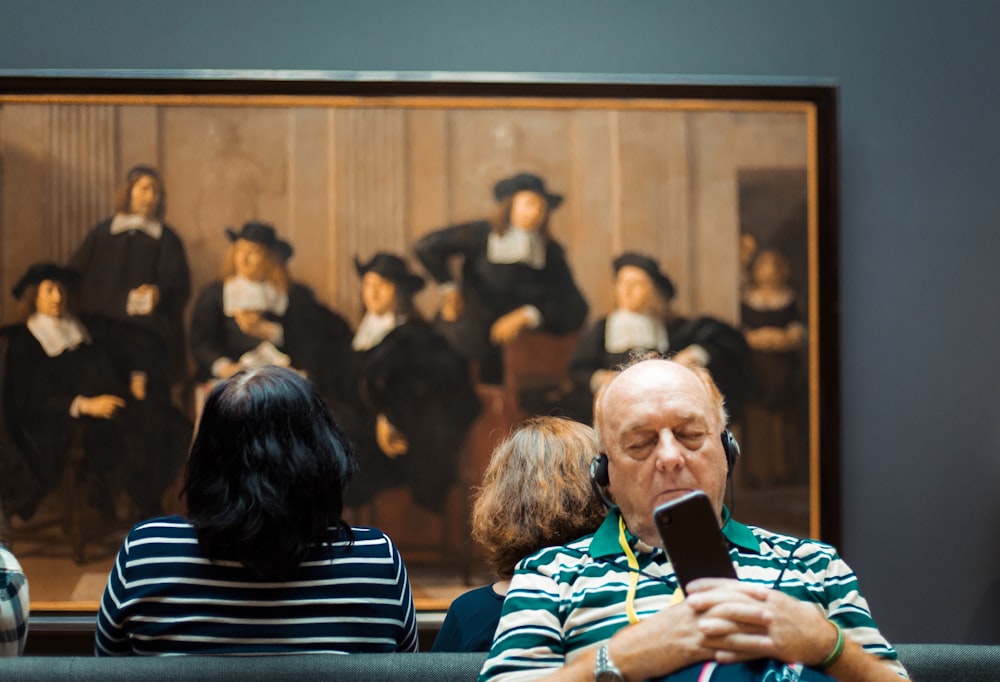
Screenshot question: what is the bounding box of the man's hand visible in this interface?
[684,578,835,666]
[126,283,160,315]
[78,394,126,419]
[217,360,243,379]
[490,308,533,344]
[130,373,147,401]
[439,288,464,322]
[376,414,409,458]
[233,310,280,341]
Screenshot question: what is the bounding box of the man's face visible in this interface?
[35,279,67,317]
[509,190,548,231]
[129,175,159,218]
[615,265,656,313]
[361,271,397,316]
[233,239,269,281]
[599,360,728,547]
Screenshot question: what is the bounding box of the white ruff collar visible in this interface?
[223,276,289,317]
[486,226,546,269]
[605,309,669,354]
[109,213,163,239]
[27,313,91,357]
[352,311,401,351]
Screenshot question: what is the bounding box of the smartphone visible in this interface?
[653,490,737,591]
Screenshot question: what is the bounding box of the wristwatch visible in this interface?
[594,643,624,682]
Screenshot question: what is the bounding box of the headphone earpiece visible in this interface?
[721,429,740,475]
[590,454,613,507]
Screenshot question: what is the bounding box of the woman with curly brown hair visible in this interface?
[432,416,606,652]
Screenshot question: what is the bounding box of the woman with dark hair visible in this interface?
[414,172,588,384]
[432,416,605,652]
[344,252,480,513]
[69,165,191,388]
[96,365,418,656]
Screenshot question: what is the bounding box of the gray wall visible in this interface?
[4,1,999,645]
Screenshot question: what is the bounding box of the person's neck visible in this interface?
[491,579,511,596]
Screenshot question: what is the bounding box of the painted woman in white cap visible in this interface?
[189,222,354,415]
[69,165,191,389]
[414,172,588,384]
[344,252,480,513]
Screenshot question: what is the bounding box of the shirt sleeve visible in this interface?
[0,547,29,657]
[95,534,134,656]
[478,567,568,681]
[386,535,419,653]
[811,547,909,679]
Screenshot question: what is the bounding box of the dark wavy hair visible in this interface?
[182,365,356,579]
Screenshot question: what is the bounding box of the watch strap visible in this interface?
[594,643,624,682]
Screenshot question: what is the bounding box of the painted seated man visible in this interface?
[344,252,480,514]
[559,252,750,425]
[1,263,191,522]
[189,221,354,418]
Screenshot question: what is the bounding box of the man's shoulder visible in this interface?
[515,533,599,574]
[740,524,843,573]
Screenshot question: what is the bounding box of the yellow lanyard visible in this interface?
[617,515,685,625]
[617,515,642,625]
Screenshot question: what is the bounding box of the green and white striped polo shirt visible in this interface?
[479,507,907,680]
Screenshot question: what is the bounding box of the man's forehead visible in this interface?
[603,362,715,422]
[615,400,710,432]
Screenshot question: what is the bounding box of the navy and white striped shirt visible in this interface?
[96,517,418,656]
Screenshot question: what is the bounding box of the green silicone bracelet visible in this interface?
[819,622,845,670]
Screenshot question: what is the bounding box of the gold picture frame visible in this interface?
[0,70,840,616]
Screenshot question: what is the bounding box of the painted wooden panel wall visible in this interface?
[0,98,809,333]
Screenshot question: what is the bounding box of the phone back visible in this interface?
[653,490,737,591]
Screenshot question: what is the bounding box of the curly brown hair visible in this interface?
[471,416,606,579]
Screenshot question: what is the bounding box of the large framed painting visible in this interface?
[0,70,839,618]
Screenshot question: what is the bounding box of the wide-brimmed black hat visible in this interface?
[492,172,563,209]
[12,262,81,300]
[354,252,425,293]
[225,221,294,261]
[612,252,676,301]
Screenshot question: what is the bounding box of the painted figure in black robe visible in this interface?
[188,222,354,420]
[344,253,481,513]
[68,165,191,388]
[559,253,751,425]
[740,248,807,486]
[414,172,588,384]
[0,263,191,523]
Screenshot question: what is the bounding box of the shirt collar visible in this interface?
[589,505,761,559]
[109,213,163,239]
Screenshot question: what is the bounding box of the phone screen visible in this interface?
[653,490,737,591]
